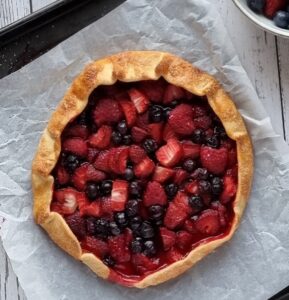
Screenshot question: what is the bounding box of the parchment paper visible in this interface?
[1,0,289,299]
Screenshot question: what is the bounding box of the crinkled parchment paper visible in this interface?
[1,0,289,299]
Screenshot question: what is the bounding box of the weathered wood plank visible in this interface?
[216,0,284,138]
[0,0,31,28]
[276,37,289,142]
[31,0,57,12]
[0,240,27,300]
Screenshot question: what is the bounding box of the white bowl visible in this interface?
[233,0,289,38]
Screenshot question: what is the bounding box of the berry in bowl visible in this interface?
[32,51,253,287]
[233,0,289,37]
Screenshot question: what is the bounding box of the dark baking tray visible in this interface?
[0,0,125,78]
[0,1,288,299]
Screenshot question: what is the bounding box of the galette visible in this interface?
[32,51,253,288]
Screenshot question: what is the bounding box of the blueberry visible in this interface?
[140,221,155,239]
[125,199,139,217]
[189,195,204,212]
[131,237,144,253]
[148,205,164,221]
[117,120,128,135]
[211,177,223,195]
[149,105,163,123]
[206,135,220,148]
[165,183,178,199]
[192,129,205,144]
[287,5,289,13]
[183,159,197,172]
[191,168,209,180]
[163,107,172,120]
[143,240,157,257]
[129,181,142,197]
[101,180,112,195]
[124,168,134,181]
[213,126,227,139]
[95,218,109,238]
[111,131,122,145]
[63,154,80,173]
[109,221,122,236]
[247,0,265,13]
[142,138,158,154]
[123,134,133,145]
[198,180,211,194]
[114,212,128,228]
[86,217,96,235]
[103,255,115,267]
[273,11,289,29]
[129,215,142,232]
[85,182,101,200]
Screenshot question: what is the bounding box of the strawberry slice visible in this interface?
[128,88,149,113]
[111,180,128,211]
[200,146,228,175]
[131,126,148,143]
[93,150,110,172]
[152,166,175,183]
[139,79,166,103]
[194,209,221,235]
[264,0,287,18]
[164,202,187,229]
[173,168,189,185]
[93,98,123,126]
[88,125,112,149]
[81,236,109,258]
[64,124,89,139]
[156,138,183,167]
[176,231,193,250]
[52,188,79,215]
[65,211,86,239]
[81,201,102,217]
[134,157,155,178]
[108,234,131,263]
[71,163,106,191]
[129,145,147,164]
[119,99,137,127]
[173,191,192,214]
[62,138,88,157]
[220,174,237,204]
[168,104,195,135]
[56,165,70,185]
[159,227,176,251]
[194,116,212,130]
[143,181,167,206]
[163,123,178,142]
[132,253,159,274]
[163,84,185,104]
[108,147,129,174]
[211,201,228,227]
[182,141,201,159]
[164,247,183,263]
[148,123,163,144]
[87,147,99,163]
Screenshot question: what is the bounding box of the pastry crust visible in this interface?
[32,51,253,287]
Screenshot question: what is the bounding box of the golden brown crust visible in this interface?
[32,51,253,288]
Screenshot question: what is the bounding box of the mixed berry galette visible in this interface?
[32,51,253,288]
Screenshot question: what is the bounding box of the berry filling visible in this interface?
[51,79,238,285]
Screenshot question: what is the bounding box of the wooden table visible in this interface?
[1,0,288,299]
